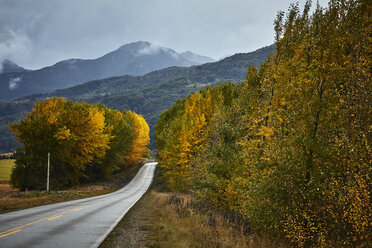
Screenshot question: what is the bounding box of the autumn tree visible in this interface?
[10,97,150,189]
[156,84,237,191]
[87,105,134,179]
[155,98,187,190]
[10,97,110,189]
[246,1,372,246]
[123,110,150,163]
[155,0,371,246]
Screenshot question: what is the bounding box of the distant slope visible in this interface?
[0,45,275,153]
[0,60,29,74]
[0,41,199,100]
[48,45,274,100]
[180,51,215,64]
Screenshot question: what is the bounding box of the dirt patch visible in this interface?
[0,183,18,195]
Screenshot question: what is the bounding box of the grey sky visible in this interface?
[0,0,329,70]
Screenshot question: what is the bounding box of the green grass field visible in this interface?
[0,159,15,181]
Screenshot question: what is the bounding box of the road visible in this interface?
[0,162,157,248]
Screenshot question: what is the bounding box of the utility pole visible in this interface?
[47,152,50,192]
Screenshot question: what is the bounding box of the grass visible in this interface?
[0,159,15,181]
[101,167,288,248]
[148,168,287,247]
[0,159,145,214]
[0,185,113,214]
[146,191,288,248]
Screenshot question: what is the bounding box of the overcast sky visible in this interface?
[0,0,329,70]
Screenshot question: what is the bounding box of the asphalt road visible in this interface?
[0,162,157,248]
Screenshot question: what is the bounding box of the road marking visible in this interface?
[0,229,21,238]
[73,207,84,211]
[47,215,63,221]
[0,205,90,239]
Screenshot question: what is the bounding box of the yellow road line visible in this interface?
[0,204,90,238]
[47,215,63,221]
[0,229,21,238]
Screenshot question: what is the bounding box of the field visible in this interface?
[0,159,14,181]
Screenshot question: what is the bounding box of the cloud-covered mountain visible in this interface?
[0,59,29,74]
[180,51,215,64]
[0,41,206,100]
[0,44,275,153]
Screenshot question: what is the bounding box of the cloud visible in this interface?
[169,50,182,60]
[0,0,331,69]
[136,43,181,60]
[9,77,21,90]
[137,43,162,56]
[0,29,33,73]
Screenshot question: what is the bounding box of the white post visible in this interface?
[47,152,50,192]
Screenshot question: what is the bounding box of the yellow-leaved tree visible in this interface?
[10,97,110,189]
[155,0,371,246]
[123,110,150,163]
[10,97,151,190]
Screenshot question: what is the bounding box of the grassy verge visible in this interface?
[0,159,15,181]
[101,190,288,248]
[101,167,287,248]
[147,192,288,248]
[0,160,145,214]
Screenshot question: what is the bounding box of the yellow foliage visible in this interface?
[10,97,148,188]
[123,110,150,163]
[54,126,71,140]
[155,1,371,246]
[256,126,274,138]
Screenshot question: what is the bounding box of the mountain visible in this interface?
[0,60,29,74]
[180,51,215,64]
[0,41,200,100]
[0,45,275,153]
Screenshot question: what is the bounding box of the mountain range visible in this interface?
[0,41,215,100]
[0,60,29,74]
[0,44,274,153]
[180,51,216,64]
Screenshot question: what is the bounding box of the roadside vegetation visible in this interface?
[101,167,287,248]
[0,160,145,214]
[1,97,151,213]
[155,0,370,247]
[147,191,287,248]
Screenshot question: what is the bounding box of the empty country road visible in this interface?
[0,162,157,248]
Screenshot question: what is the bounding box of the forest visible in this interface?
[155,0,371,246]
[10,97,150,190]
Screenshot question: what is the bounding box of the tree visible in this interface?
[87,105,134,179]
[123,110,150,163]
[10,97,110,189]
[155,0,371,246]
[9,97,151,189]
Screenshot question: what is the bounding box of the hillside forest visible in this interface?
[155,0,371,247]
[10,97,150,190]
[0,45,273,154]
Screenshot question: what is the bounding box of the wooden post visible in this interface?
[47,152,50,192]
